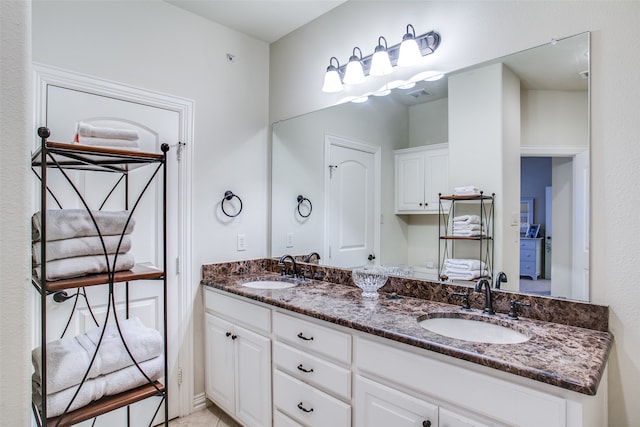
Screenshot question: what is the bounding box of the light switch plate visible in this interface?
[237,234,246,251]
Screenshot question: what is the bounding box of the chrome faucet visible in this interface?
[278,254,299,278]
[303,252,321,263]
[495,271,508,289]
[474,278,495,314]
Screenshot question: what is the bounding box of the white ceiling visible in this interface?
[165,0,347,43]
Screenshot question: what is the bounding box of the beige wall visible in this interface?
[270,1,640,425]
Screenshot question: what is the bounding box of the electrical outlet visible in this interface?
[237,234,246,251]
[286,232,294,248]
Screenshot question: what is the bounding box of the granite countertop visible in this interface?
[201,271,612,396]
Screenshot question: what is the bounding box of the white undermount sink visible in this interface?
[241,280,298,290]
[418,316,530,344]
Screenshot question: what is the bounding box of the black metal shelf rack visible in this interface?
[31,127,169,427]
[438,192,495,285]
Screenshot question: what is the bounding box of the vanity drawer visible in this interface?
[204,288,271,334]
[273,311,351,364]
[273,341,351,399]
[274,410,304,427]
[273,369,351,427]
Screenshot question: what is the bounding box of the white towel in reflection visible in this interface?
[452,214,481,224]
[453,186,481,196]
[32,317,163,395]
[77,122,139,141]
[444,270,489,281]
[32,209,134,242]
[33,355,163,418]
[33,252,135,281]
[32,235,131,265]
[444,259,486,271]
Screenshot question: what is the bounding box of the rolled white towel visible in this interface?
[33,355,164,418]
[77,136,140,150]
[77,122,139,141]
[33,252,135,281]
[452,214,481,224]
[32,209,134,242]
[452,229,486,237]
[444,270,489,281]
[32,317,163,395]
[453,186,481,196]
[452,223,483,232]
[444,259,486,270]
[32,235,132,265]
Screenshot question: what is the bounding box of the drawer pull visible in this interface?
[422,421,432,427]
[297,402,314,413]
[297,332,314,341]
[297,364,314,373]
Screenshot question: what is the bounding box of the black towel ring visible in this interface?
[222,190,243,217]
[297,195,312,218]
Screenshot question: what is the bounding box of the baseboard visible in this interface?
[192,392,208,412]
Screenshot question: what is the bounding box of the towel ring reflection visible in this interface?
[221,190,243,217]
[297,195,312,218]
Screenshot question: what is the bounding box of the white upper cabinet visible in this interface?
[395,144,449,213]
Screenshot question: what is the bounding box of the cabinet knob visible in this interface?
[231,334,238,340]
[422,421,431,427]
[297,332,314,341]
[225,332,231,337]
[297,402,314,413]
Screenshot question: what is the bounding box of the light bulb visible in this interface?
[370,36,393,76]
[322,57,343,93]
[343,47,366,85]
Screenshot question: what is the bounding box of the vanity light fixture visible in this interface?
[343,47,366,85]
[370,36,393,76]
[397,24,422,67]
[322,56,344,93]
[321,24,441,93]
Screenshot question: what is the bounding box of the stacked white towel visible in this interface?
[442,258,489,281]
[75,122,140,150]
[32,317,164,417]
[452,215,486,237]
[32,209,135,280]
[453,186,482,196]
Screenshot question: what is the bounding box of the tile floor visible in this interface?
[168,404,242,427]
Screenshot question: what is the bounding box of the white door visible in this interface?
[572,150,589,300]
[37,83,183,425]
[325,135,379,268]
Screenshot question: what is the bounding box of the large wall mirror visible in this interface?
[272,32,590,301]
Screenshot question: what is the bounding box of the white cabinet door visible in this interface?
[395,145,449,214]
[396,151,427,212]
[204,313,235,415]
[235,324,272,427]
[204,311,272,427]
[424,148,449,211]
[355,375,437,427]
[439,407,494,427]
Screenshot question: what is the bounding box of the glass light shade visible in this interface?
[343,59,366,85]
[370,50,393,76]
[397,38,422,67]
[322,68,343,93]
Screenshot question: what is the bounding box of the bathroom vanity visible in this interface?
[202,259,611,427]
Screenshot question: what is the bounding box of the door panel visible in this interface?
[327,138,377,268]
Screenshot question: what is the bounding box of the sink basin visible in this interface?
[418,316,529,344]
[241,280,298,290]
